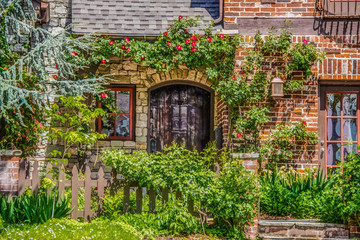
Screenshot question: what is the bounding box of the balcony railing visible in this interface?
[316,0,360,18]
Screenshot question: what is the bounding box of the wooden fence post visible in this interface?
[136,186,142,214]
[123,185,130,214]
[45,163,52,195]
[84,166,91,222]
[58,165,65,200]
[71,165,79,219]
[149,188,156,213]
[32,161,40,195]
[18,159,26,196]
[97,167,105,211]
[162,187,169,204]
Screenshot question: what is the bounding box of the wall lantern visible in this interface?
[31,0,50,24]
[271,75,284,98]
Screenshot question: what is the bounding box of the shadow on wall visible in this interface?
[190,0,219,19]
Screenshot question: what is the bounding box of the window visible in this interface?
[97,86,135,140]
[325,92,359,173]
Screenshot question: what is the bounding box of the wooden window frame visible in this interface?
[97,85,136,141]
[324,91,359,174]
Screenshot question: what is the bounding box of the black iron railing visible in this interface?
[316,0,360,18]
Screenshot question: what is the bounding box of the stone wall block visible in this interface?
[130,75,141,84]
[152,73,161,83]
[124,141,136,148]
[136,136,147,143]
[146,68,156,75]
[111,75,130,83]
[135,128,143,137]
[123,61,138,71]
[109,56,122,63]
[187,70,196,80]
[165,72,171,80]
[182,70,189,79]
[170,70,177,80]
[195,71,203,83]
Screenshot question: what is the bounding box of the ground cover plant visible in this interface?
[102,143,259,239]
[0,218,143,240]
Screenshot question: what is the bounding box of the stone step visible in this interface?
[261,236,351,240]
[259,220,350,239]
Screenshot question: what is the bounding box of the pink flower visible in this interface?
[140,56,145,60]
[220,34,225,39]
[163,32,168,37]
[109,40,115,45]
[303,121,307,125]
[190,36,198,41]
[125,37,129,42]
[242,72,245,75]
[121,45,126,50]
[101,93,106,98]
[303,39,308,44]
[179,16,183,20]
[208,37,212,43]
[95,187,98,190]
[184,29,188,34]
[170,25,172,27]
[185,39,190,44]
[167,41,171,47]
[101,59,107,64]
[71,51,77,56]
[232,76,236,80]
[191,41,196,46]
[236,132,241,138]
[55,64,58,68]
[192,47,197,53]
[176,45,182,50]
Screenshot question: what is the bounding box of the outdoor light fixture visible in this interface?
[271,73,284,98]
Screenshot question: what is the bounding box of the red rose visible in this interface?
[191,41,196,46]
[109,40,115,45]
[163,32,168,37]
[101,93,106,98]
[190,36,198,41]
[220,34,225,39]
[303,39,308,44]
[184,29,188,34]
[55,64,58,68]
[179,16,183,20]
[125,37,129,42]
[95,187,98,190]
[208,37,212,43]
[140,56,145,60]
[176,45,182,50]
[121,45,126,50]
[170,25,172,27]
[236,132,241,138]
[192,47,197,53]
[53,75,58,79]
[101,59,107,64]
[275,145,279,149]
[232,76,236,80]
[71,51,77,56]
[303,121,307,125]
[185,39,190,44]
[242,72,245,74]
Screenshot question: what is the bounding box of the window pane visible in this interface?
[327,143,341,166]
[101,115,115,136]
[343,144,357,160]
[343,94,357,116]
[117,91,130,113]
[343,118,357,142]
[116,115,130,137]
[327,94,341,116]
[327,118,341,141]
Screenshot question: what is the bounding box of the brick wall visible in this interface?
[0,152,21,194]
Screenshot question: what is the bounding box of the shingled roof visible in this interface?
[71,0,220,36]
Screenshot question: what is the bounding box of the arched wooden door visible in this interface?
[149,84,211,152]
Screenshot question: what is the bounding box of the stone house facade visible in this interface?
[29,0,360,175]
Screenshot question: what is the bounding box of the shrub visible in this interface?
[0,191,71,224]
[206,161,259,239]
[319,154,360,225]
[0,218,142,240]
[102,190,137,217]
[115,199,201,238]
[260,167,328,219]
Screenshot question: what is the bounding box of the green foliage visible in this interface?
[259,121,318,170]
[206,160,259,239]
[260,167,329,219]
[318,154,360,225]
[102,144,258,238]
[102,190,137,217]
[115,199,201,238]
[0,191,71,224]
[0,218,143,240]
[47,96,108,165]
[88,16,241,83]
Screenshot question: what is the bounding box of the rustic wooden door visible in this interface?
[149,85,211,152]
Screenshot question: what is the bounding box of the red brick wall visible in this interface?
[0,155,20,194]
